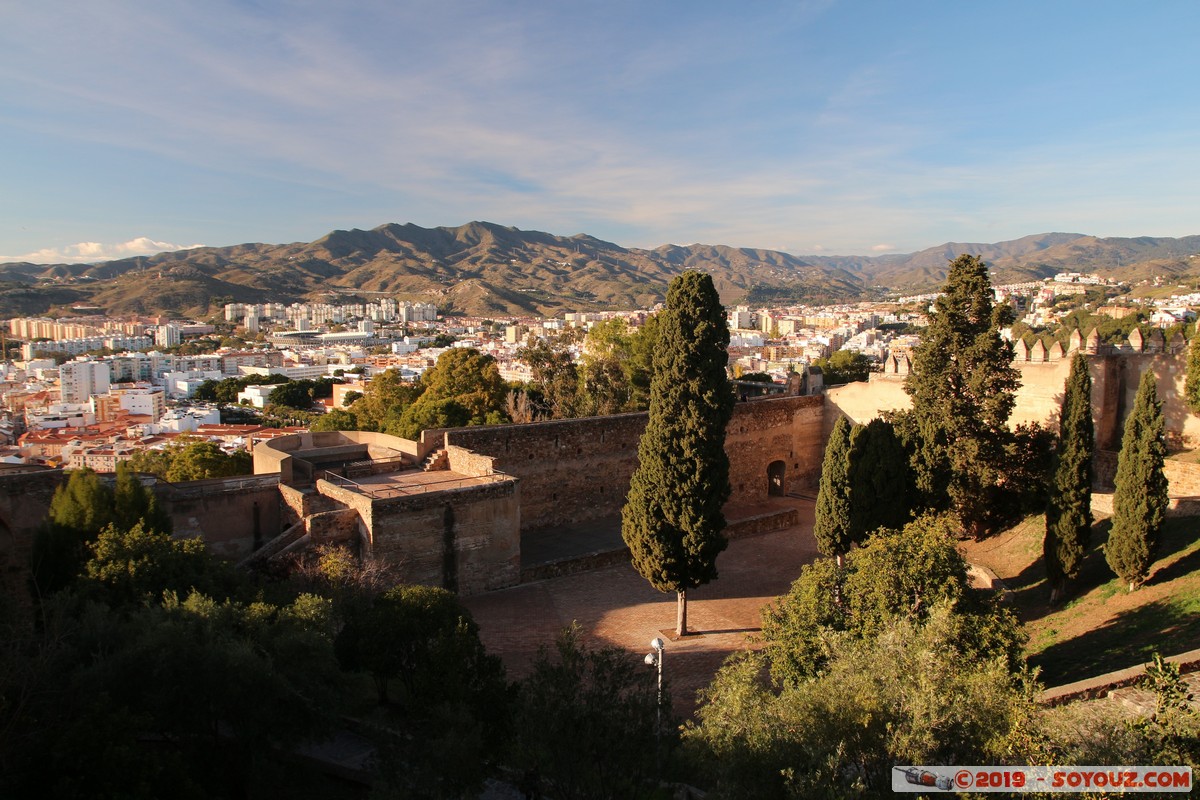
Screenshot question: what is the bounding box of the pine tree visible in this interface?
[904,254,1020,536]
[813,417,852,566]
[848,418,912,541]
[622,271,734,637]
[1044,352,1094,603]
[1106,369,1168,591]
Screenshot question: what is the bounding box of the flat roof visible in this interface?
[328,469,503,499]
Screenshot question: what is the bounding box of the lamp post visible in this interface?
[644,637,665,736]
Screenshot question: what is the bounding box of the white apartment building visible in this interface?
[60,360,111,404]
[728,307,756,330]
[729,333,766,348]
[20,335,153,360]
[237,383,286,409]
[155,324,182,348]
[165,370,223,398]
[238,364,334,381]
[403,302,437,322]
[112,386,167,421]
[26,403,95,429]
[153,406,222,433]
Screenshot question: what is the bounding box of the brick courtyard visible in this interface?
[463,500,818,718]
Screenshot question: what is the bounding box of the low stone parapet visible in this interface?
[1040,647,1200,706]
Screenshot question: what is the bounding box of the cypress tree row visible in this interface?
[1106,369,1168,592]
[1043,352,1094,603]
[847,418,912,542]
[621,271,735,637]
[813,417,853,566]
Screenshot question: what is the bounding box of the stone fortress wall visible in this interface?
[4,336,1200,603]
[445,413,647,532]
[444,394,826,532]
[828,334,1200,452]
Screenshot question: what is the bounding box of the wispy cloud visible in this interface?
[1,3,1199,258]
[0,238,204,264]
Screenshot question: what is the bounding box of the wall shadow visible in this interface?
[1004,519,1113,624]
[1031,598,1200,686]
[1148,515,1200,586]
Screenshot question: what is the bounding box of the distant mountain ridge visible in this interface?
[1,222,1197,318]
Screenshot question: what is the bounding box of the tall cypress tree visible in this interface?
[814,417,853,566]
[1044,352,1094,603]
[622,271,735,637]
[848,418,912,541]
[1106,369,1168,591]
[114,461,173,535]
[32,468,118,596]
[904,254,1020,536]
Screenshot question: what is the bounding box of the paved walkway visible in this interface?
[463,500,818,718]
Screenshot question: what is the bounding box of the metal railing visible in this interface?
[319,470,511,499]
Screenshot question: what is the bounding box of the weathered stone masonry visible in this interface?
[316,475,520,594]
[445,394,827,532]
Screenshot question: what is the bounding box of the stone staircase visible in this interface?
[238,519,308,569]
[422,448,450,472]
[1107,671,1200,716]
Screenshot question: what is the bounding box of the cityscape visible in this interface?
[4,2,1200,797]
[1,268,1195,474]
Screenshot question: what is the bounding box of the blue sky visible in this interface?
[2,1,1198,263]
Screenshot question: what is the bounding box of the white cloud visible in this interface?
[0,237,204,264]
[871,244,896,252]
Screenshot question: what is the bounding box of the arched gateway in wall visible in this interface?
[767,460,786,496]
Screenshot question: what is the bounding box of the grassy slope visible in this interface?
[961,510,1200,687]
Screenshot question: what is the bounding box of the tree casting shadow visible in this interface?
[1031,598,1200,687]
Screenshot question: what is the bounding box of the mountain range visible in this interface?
[2,222,1198,319]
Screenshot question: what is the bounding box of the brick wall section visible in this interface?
[445,395,827,532]
[446,414,646,532]
[1094,451,1118,488]
[306,508,362,545]
[158,475,283,560]
[726,395,825,502]
[445,445,499,477]
[279,483,311,525]
[0,471,288,605]
[1095,449,1200,498]
[1164,459,1200,496]
[317,477,520,596]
